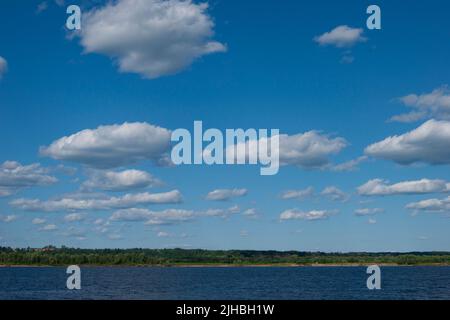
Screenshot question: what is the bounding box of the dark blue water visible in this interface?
[0,266,449,300]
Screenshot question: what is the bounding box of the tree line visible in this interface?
[1,246,449,266]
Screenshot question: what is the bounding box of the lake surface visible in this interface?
[0,266,449,300]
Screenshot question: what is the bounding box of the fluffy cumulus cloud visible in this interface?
[82,169,160,191]
[201,205,240,218]
[0,161,57,197]
[64,213,86,222]
[406,196,450,213]
[110,205,239,225]
[354,208,384,216]
[205,188,247,201]
[10,190,182,212]
[0,56,7,79]
[279,132,347,168]
[390,86,450,122]
[280,187,314,200]
[32,218,46,225]
[111,208,196,225]
[358,178,450,196]
[41,123,346,172]
[157,231,171,238]
[40,122,172,168]
[365,120,450,165]
[77,0,226,79]
[227,131,347,170]
[242,208,258,218]
[331,156,368,172]
[281,186,348,202]
[279,209,337,221]
[314,25,366,48]
[320,186,349,202]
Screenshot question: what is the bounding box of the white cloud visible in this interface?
[40,122,172,168]
[280,187,314,200]
[202,205,240,218]
[95,226,109,234]
[0,215,18,223]
[228,131,347,170]
[111,205,239,225]
[280,209,337,221]
[0,161,57,197]
[64,213,86,222]
[320,186,349,202]
[157,231,171,238]
[368,218,377,224]
[40,224,58,231]
[32,218,46,225]
[93,218,104,225]
[358,178,450,196]
[55,164,77,176]
[390,86,450,122]
[82,169,160,191]
[354,208,384,216]
[77,0,226,79]
[279,132,347,168]
[0,56,7,79]
[365,120,450,165]
[0,189,12,197]
[314,25,366,48]
[111,208,195,225]
[281,186,348,202]
[43,124,346,172]
[227,205,240,214]
[389,111,427,123]
[242,208,259,218]
[406,196,450,212]
[331,156,368,172]
[10,189,182,212]
[205,188,247,201]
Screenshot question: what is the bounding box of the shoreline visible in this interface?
[2,263,450,268]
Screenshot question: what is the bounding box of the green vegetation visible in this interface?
[1,246,450,266]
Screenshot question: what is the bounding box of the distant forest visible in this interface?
[1,246,450,266]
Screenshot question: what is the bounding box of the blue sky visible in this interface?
[1,0,450,251]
